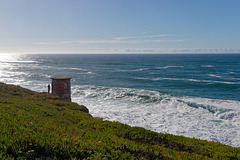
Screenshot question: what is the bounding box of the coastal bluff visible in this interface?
[0,82,239,159]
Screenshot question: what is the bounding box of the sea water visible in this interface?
[0,54,240,147]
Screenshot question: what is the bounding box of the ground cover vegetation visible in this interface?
[0,82,239,159]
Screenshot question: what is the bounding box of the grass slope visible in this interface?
[0,82,239,159]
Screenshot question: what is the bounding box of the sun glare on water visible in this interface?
[0,53,20,62]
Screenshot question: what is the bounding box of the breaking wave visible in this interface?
[71,85,240,147]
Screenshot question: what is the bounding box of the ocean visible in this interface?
[1,53,240,147]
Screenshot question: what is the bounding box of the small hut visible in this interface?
[50,77,72,101]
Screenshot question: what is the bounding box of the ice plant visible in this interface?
[0,83,239,159]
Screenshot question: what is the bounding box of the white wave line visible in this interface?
[156,66,184,69]
[152,77,240,84]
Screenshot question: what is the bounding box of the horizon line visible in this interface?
[0,52,240,55]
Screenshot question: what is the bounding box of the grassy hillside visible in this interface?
[0,82,239,159]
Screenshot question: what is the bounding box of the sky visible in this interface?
[0,0,240,54]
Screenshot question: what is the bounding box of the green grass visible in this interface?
[0,82,239,159]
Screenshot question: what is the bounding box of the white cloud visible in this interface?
[75,39,138,44]
[34,34,183,46]
[114,34,171,40]
[73,38,185,44]
[34,42,57,45]
[32,34,240,54]
[59,41,76,44]
[35,39,138,46]
[143,39,189,43]
[111,48,240,53]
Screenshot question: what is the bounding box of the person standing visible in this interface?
[48,84,50,94]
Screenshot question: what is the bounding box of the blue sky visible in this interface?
[1,0,240,54]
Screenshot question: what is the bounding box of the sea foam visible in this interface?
[72,85,240,147]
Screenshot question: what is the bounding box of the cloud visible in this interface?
[34,34,184,46]
[34,33,180,46]
[111,48,240,53]
[59,41,76,44]
[73,38,185,44]
[35,39,138,46]
[143,39,189,43]
[75,39,138,44]
[34,42,57,45]
[114,34,171,40]
[33,34,240,54]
